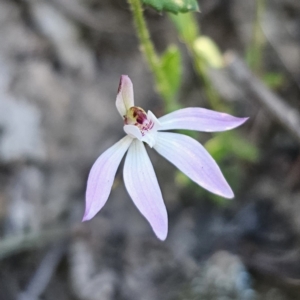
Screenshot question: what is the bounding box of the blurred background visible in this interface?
[0,0,300,299]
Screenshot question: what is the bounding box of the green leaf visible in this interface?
[160,45,182,103]
[142,0,199,14]
[262,72,285,89]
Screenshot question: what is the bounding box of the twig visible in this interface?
[261,20,300,90]
[225,52,300,144]
[17,241,67,300]
[0,225,71,260]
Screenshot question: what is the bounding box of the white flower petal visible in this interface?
[124,124,157,147]
[124,111,160,147]
[154,132,234,198]
[141,110,160,147]
[116,75,134,117]
[141,131,157,148]
[123,140,168,240]
[147,110,161,130]
[124,124,143,140]
[83,135,133,221]
[158,107,248,132]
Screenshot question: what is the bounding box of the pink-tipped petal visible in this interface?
[154,132,234,198]
[123,140,168,240]
[158,107,248,132]
[83,136,133,221]
[116,75,134,117]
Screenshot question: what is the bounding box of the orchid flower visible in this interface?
[83,75,248,240]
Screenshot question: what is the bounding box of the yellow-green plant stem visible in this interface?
[192,50,228,112]
[127,0,177,112]
[247,0,266,73]
[169,13,228,112]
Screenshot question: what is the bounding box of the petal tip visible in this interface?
[158,234,167,241]
[240,117,249,124]
[227,116,249,130]
[152,219,168,241]
[155,228,168,241]
[209,188,234,199]
[224,189,234,199]
[82,205,95,221]
[118,75,128,93]
[82,212,90,222]
[117,75,131,94]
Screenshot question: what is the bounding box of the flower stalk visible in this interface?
[127,0,177,111]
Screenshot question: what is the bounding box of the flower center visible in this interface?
[124,106,154,136]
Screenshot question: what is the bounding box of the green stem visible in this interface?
[127,0,176,112]
[192,48,228,112]
[170,13,228,112]
[247,0,266,73]
[0,225,71,260]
